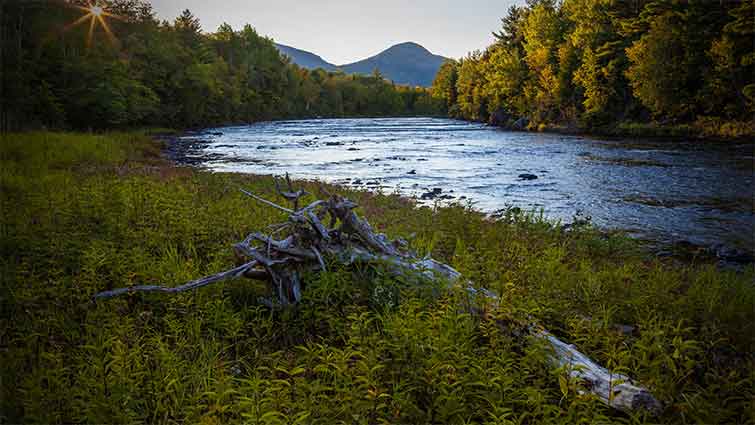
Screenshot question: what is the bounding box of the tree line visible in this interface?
[0,0,443,131]
[432,0,753,137]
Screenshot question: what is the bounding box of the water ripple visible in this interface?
[177,118,754,254]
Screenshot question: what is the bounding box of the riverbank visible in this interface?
[1,131,753,423]
[489,115,754,143]
[163,118,754,263]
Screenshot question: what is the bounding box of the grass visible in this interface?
[1,131,753,424]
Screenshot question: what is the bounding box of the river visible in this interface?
[173,117,754,258]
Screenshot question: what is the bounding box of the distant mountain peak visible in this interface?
[386,41,430,51]
[275,41,447,87]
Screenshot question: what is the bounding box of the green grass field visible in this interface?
[1,132,753,424]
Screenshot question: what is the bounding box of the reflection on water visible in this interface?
[175,117,754,254]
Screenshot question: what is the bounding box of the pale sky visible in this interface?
[150,0,523,64]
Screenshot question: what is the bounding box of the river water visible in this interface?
[174,117,754,256]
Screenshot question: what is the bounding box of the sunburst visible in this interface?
[63,2,122,48]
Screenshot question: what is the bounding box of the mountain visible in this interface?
[340,42,447,87]
[275,43,337,72]
[275,42,447,87]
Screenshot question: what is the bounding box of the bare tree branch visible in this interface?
[94,261,262,300]
[240,188,293,214]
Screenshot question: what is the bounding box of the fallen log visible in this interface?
[94,178,662,415]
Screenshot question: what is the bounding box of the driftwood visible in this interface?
[94,175,662,414]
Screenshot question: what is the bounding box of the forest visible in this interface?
[432,0,754,138]
[0,0,442,131]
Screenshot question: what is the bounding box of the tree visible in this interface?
[431,60,458,113]
[455,53,488,121]
[482,45,528,118]
[521,1,564,124]
[493,5,527,49]
[565,0,624,121]
[703,0,755,116]
[625,9,690,119]
[174,9,201,35]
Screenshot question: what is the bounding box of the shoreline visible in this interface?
[458,116,755,144]
[157,129,754,268]
[151,114,755,145]
[537,124,755,144]
[505,125,755,144]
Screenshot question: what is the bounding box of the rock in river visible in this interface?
[420,188,444,200]
[518,173,538,181]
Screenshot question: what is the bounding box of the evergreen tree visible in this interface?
[431,0,752,136]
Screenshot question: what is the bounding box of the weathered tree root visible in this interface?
[94,175,662,414]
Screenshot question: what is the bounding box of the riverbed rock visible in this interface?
[518,173,538,181]
[420,188,444,200]
[420,192,435,200]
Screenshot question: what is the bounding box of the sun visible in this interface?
[63,2,121,48]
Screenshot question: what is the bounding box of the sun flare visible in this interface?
[64,2,120,48]
[89,6,104,17]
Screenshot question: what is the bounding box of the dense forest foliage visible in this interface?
[432,0,754,138]
[0,0,442,131]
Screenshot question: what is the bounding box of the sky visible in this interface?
[150,0,523,64]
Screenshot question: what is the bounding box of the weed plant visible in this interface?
[1,132,753,424]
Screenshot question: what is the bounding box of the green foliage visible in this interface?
[0,1,442,132]
[432,0,753,138]
[625,6,693,119]
[482,46,528,118]
[431,60,459,113]
[456,53,489,122]
[1,132,753,423]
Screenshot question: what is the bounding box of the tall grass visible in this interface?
[1,132,753,424]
